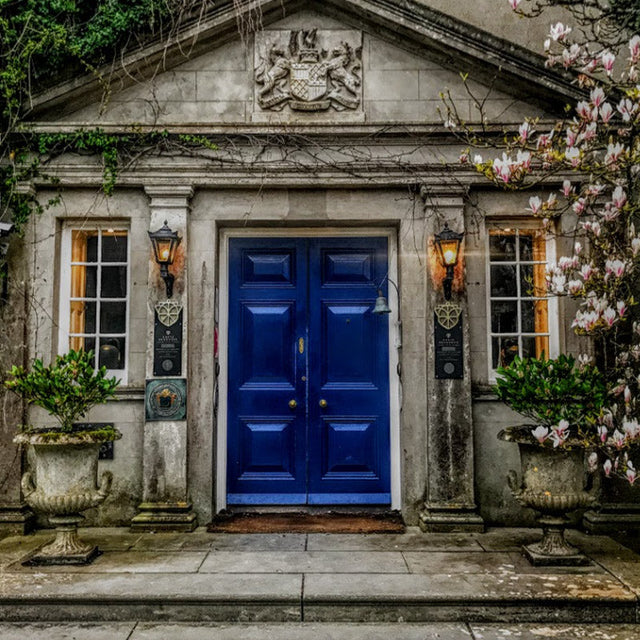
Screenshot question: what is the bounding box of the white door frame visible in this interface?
[216,227,401,511]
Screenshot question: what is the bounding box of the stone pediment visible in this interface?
[29,0,583,129]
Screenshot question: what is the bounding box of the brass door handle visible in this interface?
[288,399,298,410]
[319,399,328,409]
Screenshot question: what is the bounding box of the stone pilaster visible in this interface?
[418,190,484,532]
[131,186,197,532]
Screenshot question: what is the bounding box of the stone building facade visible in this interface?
[0,0,592,533]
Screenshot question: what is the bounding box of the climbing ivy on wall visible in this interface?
[0,0,214,234]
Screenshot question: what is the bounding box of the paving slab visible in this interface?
[8,550,208,573]
[303,573,637,622]
[0,573,302,622]
[131,622,474,639]
[307,529,483,552]
[402,551,525,575]
[0,622,135,640]
[206,533,307,551]
[470,623,640,639]
[199,550,408,574]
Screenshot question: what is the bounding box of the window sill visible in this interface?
[112,387,145,401]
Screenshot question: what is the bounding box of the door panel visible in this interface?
[227,236,390,505]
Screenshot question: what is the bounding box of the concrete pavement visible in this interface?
[1,526,640,637]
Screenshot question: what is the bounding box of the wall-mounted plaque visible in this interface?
[145,379,187,421]
[434,303,464,379]
[153,302,183,376]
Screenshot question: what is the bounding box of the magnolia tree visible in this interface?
[443,0,640,483]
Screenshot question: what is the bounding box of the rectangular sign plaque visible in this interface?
[434,312,464,379]
[153,309,183,377]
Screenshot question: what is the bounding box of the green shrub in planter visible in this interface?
[4,349,120,436]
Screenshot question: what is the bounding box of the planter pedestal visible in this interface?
[26,515,100,565]
[500,428,597,567]
[523,516,590,566]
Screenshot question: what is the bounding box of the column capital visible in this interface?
[145,185,194,208]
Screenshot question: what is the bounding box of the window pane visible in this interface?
[490,234,517,261]
[99,337,125,369]
[70,336,96,357]
[522,335,549,359]
[490,265,517,297]
[86,235,98,262]
[70,301,96,333]
[492,336,519,368]
[102,233,128,262]
[491,301,518,333]
[101,266,127,298]
[521,299,548,333]
[520,264,535,297]
[519,234,534,261]
[70,265,97,298]
[100,301,126,333]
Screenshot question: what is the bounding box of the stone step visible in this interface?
[0,570,636,623]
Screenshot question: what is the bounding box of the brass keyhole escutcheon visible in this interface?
[288,399,298,409]
[319,399,328,409]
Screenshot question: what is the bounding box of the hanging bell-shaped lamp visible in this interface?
[372,289,392,315]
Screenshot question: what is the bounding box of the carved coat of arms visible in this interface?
[255,29,362,112]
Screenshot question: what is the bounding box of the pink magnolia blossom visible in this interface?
[567,280,582,295]
[459,151,469,164]
[536,131,554,148]
[562,180,573,196]
[625,386,632,404]
[508,0,522,9]
[574,242,582,255]
[629,35,640,64]
[604,459,613,476]
[605,142,626,167]
[579,263,594,280]
[627,461,637,485]
[518,121,533,142]
[531,426,549,444]
[550,22,572,42]
[598,425,608,443]
[565,146,580,167]
[612,429,626,448]
[612,186,627,209]
[601,50,616,74]
[579,122,597,142]
[632,237,640,255]
[623,419,640,439]
[617,300,628,318]
[602,203,621,222]
[581,220,601,236]
[572,198,586,215]
[528,196,542,214]
[605,259,626,278]
[590,86,606,107]
[600,103,614,123]
[602,307,617,327]
[617,98,638,123]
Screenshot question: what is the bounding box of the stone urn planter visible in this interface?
[15,429,121,564]
[4,349,121,565]
[499,426,598,566]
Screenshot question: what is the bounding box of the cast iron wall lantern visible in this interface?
[434,222,464,301]
[148,220,181,298]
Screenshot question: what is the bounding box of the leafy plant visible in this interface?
[495,354,607,446]
[4,349,119,433]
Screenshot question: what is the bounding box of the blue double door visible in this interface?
[227,237,391,505]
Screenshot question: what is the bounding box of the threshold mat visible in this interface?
[206,512,405,534]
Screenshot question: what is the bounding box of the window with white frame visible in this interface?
[487,225,557,373]
[59,226,129,381]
